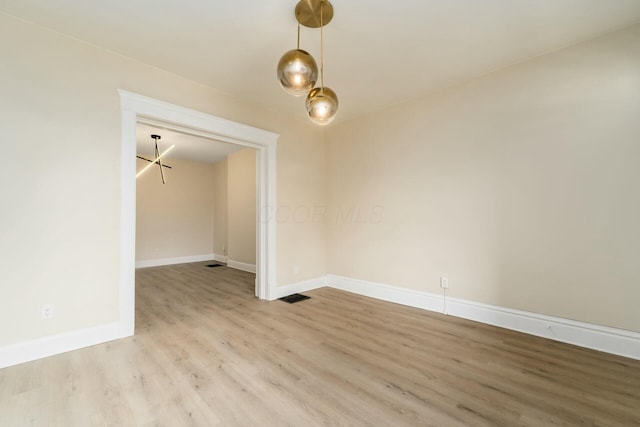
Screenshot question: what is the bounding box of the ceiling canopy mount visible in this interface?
[295,0,333,28]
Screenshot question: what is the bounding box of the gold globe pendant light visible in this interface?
[305,0,338,125]
[277,24,318,96]
[306,87,338,125]
[277,0,339,124]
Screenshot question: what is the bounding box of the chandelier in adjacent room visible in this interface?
[136,134,174,184]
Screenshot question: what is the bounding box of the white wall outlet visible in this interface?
[440,276,449,289]
[41,304,54,320]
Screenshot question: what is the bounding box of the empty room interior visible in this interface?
[1,1,639,425]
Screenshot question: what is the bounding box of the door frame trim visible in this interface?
[118,90,278,337]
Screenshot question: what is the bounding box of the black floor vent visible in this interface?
[206,263,224,268]
[279,293,311,304]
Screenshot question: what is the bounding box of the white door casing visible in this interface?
[118,90,278,337]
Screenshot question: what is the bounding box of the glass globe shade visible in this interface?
[277,49,318,96]
[306,86,339,125]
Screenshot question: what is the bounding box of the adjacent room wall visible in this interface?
[227,149,257,267]
[135,156,214,263]
[0,12,326,348]
[136,149,257,269]
[326,24,640,332]
[212,158,228,259]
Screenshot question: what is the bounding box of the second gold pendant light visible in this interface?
[277,0,339,125]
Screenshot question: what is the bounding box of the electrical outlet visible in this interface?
[293,265,300,276]
[41,304,54,320]
[440,276,449,289]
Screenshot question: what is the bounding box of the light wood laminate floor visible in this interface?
[1,263,639,426]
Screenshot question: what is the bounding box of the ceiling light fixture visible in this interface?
[277,0,338,125]
[136,134,174,183]
[277,23,318,96]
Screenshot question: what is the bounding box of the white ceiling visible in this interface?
[2,1,640,124]
[137,123,244,164]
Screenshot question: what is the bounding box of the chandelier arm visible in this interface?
[154,140,166,184]
[136,145,175,179]
[136,155,172,168]
[158,154,166,184]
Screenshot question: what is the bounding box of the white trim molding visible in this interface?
[325,274,640,360]
[226,260,257,274]
[119,89,279,336]
[326,274,444,313]
[135,254,215,269]
[446,297,640,361]
[271,276,327,300]
[213,254,227,263]
[0,322,121,369]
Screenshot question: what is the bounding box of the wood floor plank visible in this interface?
[1,262,639,426]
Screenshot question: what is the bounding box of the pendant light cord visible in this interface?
[297,22,300,50]
[320,1,324,92]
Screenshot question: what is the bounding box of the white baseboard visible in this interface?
[0,322,122,369]
[325,274,640,360]
[5,276,636,370]
[271,276,327,300]
[212,253,227,263]
[226,259,256,274]
[327,274,444,313]
[135,254,214,268]
[447,297,640,361]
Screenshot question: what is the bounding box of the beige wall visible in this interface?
[136,150,258,267]
[326,24,640,332]
[227,149,257,265]
[212,159,228,258]
[0,13,326,347]
[136,156,214,261]
[4,5,635,352]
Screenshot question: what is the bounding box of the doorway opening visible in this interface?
[118,90,278,338]
[134,122,254,273]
